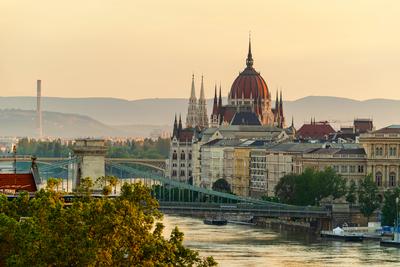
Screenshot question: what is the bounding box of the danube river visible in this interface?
[163,215,400,267]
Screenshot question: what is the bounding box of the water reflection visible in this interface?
[163,215,400,267]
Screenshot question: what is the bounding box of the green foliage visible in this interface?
[14,137,170,159]
[346,180,357,205]
[0,181,216,266]
[16,138,72,157]
[274,167,347,206]
[381,187,400,226]
[358,175,380,221]
[212,179,232,194]
[106,138,170,159]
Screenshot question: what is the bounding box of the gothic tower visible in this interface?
[186,74,198,128]
[210,85,219,127]
[197,75,209,129]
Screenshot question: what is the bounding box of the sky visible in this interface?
[1,0,400,101]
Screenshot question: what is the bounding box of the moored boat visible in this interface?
[203,218,228,226]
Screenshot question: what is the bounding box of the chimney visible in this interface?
[37,80,43,138]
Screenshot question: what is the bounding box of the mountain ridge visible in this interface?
[0,95,398,129]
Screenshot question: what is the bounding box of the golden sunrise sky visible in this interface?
[1,0,400,101]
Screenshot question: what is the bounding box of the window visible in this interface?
[390,172,396,187]
[180,152,185,160]
[333,165,339,173]
[180,163,185,167]
[172,170,177,177]
[358,165,364,173]
[188,171,192,177]
[341,165,348,173]
[390,147,397,157]
[375,147,383,156]
[189,153,192,160]
[375,172,383,187]
[180,170,185,177]
[172,151,177,160]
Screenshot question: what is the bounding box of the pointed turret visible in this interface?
[197,75,209,129]
[190,74,196,98]
[212,84,218,114]
[275,90,279,112]
[246,33,254,68]
[218,85,222,108]
[178,114,183,133]
[172,114,178,137]
[186,74,198,128]
[279,91,283,116]
[200,75,205,99]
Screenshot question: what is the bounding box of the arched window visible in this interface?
[375,172,383,187]
[180,170,185,177]
[389,172,397,187]
[172,150,177,160]
[189,153,192,160]
[180,152,186,160]
[172,170,177,177]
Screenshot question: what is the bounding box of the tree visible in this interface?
[346,180,357,205]
[212,178,231,194]
[358,175,380,222]
[0,181,216,266]
[381,187,400,226]
[275,173,297,204]
[274,168,347,206]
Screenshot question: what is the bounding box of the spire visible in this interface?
[218,85,222,108]
[212,84,218,114]
[246,32,254,68]
[200,75,205,100]
[190,74,196,99]
[291,116,294,127]
[275,90,279,112]
[279,90,283,116]
[178,114,182,132]
[173,114,178,137]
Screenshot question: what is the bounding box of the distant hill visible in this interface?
[0,95,399,130]
[0,109,169,138]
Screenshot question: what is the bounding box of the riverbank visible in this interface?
[163,215,400,267]
[254,217,317,234]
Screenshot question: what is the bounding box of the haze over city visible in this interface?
[4,1,400,266]
[2,0,400,100]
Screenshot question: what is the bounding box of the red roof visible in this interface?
[230,67,270,100]
[296,122,336,140]
[0,173,37,192]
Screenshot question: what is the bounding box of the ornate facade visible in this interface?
[359,125,400,194]
[185,75,209,129]
[210,38,286,128]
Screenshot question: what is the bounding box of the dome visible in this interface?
[229,40,270,100]
[230,68,269,100]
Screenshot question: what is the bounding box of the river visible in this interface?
[163,215,400,267]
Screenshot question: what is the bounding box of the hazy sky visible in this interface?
[1,0,400,101]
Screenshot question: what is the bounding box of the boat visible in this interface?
[203,218,228,226]
[320,229,364,242]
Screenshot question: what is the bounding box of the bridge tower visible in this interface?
[72,139,107,188]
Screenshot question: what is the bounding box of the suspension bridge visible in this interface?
[2,155,331,230]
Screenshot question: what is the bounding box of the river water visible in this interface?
[163,215,400,267]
